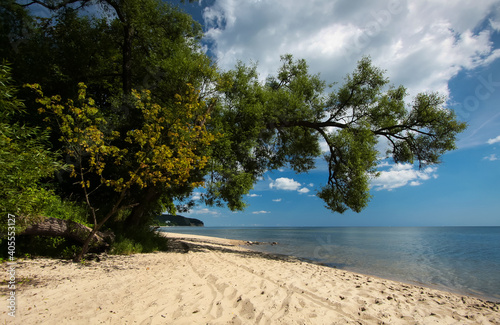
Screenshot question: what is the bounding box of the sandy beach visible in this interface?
[1,232,499,324]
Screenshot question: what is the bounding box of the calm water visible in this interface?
[159,227,500,302]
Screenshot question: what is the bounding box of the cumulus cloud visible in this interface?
[203,0,500,98]
[200,0,499,194]
[371,163,438,191]
[247,193,262,197]
[272,198,282,202]
[483,154,498,161]
[298,187,310,194]
[487,135,500,145]
[269,177,311,194]
[269,177,302,191]
[252,210,271,214]
[188,208,221,216]
[191,192,202,201]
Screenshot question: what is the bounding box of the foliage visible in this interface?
[41,195,89,226]
[0,0,467,253]
[207,55,467,214]
[0,0,33,61]
[29,81,214,200]
[110,237,142,255]
[0,63,63,232]
[110,227,169,255]
[3,0,218,228]
[0,235,81,259]
[27,81,215,260]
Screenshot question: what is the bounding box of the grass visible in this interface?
[110,227,169,255]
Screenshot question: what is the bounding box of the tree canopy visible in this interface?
[207,55,466,213]
[0,0,466,259]
[27,80,214,260]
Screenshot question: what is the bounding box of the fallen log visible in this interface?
[20,217,115,251]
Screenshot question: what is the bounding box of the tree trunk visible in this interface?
[124,186,160,228]
[122,22,133,94]
[103,0,133,95]
[75,226,101,262]
[21,218,115,251]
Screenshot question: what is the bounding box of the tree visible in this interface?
[0,0,33,61]
[15,0,206,97]
[205,55,467,214]
[2,0,466,243]
[5,0,216,229]
[0,63,61,233]
[28,82,214,261]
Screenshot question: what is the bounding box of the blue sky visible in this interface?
[171,0,500,227]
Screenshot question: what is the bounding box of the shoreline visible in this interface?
[163,232,500,303]
[1,232,498,324]
[159,226,500,303]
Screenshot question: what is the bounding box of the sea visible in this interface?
[158,226,500,302]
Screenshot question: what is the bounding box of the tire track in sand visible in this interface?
[184,251,228,321]
[189,248,360,324]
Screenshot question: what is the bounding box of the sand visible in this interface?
[1,232,499,324]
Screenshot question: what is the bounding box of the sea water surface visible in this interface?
[159,227,500,302]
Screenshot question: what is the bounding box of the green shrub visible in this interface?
[61,244,81,260]
[41,196,89,226]
[0,235,81,259]
[110,237,141,255]
[110,228,169,255]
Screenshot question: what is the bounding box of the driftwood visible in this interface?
[20,218,115,251]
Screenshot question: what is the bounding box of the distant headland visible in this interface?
[155,214,204,227]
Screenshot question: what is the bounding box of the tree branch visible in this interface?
[277,119,348,130]
[21,218,114,251]
[277,117,437,143]
[21,0,92,10]
[374,125,436,138]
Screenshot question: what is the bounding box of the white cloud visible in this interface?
[269,177,302,191]
[272,198,282,202]
[487,135,500,145]
[269,177,312,194]
[298,187,310,194]
[247,193,262,197]
[252,210,271,215]
[483,154,498,161]
[188,208,221,216]
[489,7,500,32]
[203,0,500,99]
[319,139,330,153]
[371,163,438,191]
[491,18,500,31]
[191,192,202,201]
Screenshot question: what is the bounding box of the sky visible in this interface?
[168,0,500,227]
